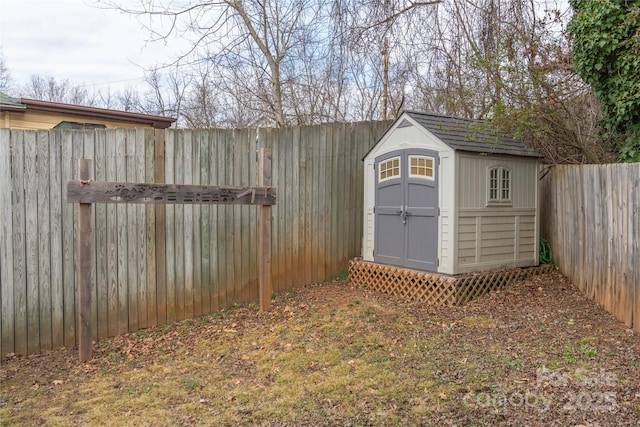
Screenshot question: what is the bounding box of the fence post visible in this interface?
[77,159,93,362]
[259,148,272,311]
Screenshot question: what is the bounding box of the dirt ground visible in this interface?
[1,270,639,426]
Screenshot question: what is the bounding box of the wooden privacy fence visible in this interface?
[540,164,640,333]
[0,121,390,359]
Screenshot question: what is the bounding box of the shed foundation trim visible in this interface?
[349,259,555,306]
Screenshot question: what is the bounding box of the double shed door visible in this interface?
[374,149,439,271]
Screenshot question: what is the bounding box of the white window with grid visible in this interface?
[378,156,401,182]
[408,155,435,180]
[488,166,511,204]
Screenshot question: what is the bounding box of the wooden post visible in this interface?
[77,159,93,361]
[258,148,272,311]
[68,153,276,360]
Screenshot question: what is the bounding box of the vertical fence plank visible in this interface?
[24,131,40,354]
[218,130,232,308]
[303,128,313,284]
[94,130,108,339]
[582,166,595,300]
[330,124,341,275]
[153,129,166,326]
[337,125,347,269]
[248,128,256,298]
[125,129,139,332]
[49,131,63,349]
[617,165,630,326]
[282,128,294,290]
[105,130,119,337]
[10,130,27,355]
[199,130,211,315]
[208,130,220,312]
[316,126,327,281]
[183,130,195,319]
[82,131,97,342]
[632,166,640,332]
[575,167,585,291]
[249,130,259,302]
[115,129,129,334]
[284,127,296,289]
[604,165,615,315]
[312,126,322,282]
[232,130,244,302]
[0,129,15,357]
[60,131,79,347]
[346,124,357,264]
[236,127,245,301]
[77,159,93,362]
[290,127,308,287]
[36,131,52,351]
[241,129,250,303]
[145,129,158,328]
[165,130,176,324]
[267,128,281,292]
[174,131,186,321]
[136,129,148,329]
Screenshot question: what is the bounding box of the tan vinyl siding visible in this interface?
[457,154,537,209]
[440,211,450,268]
[454,152,538,273]
[1,110,155,130]
[457,210,537,271]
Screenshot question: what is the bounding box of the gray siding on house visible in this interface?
[455,153,538,273]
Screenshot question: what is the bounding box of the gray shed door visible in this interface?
[374,149,438,271]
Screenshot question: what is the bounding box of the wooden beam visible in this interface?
[258,148,273,312]
[67,181,276,205]
[77,159,93,362]
[68,153,278,360]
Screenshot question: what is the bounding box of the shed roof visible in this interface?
[367,111,540,159]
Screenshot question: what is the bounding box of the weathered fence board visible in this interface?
[0,129,14,358]
[0,121,390,359]
[25,131,39,354]
[540,164,640,333]
[11,130,27,357]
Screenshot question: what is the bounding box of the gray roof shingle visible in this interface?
[387,111,539,158]
[405,111,539,157]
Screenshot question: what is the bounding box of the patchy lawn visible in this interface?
[1,271,639,426]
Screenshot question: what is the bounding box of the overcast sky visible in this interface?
[0,0,184,95]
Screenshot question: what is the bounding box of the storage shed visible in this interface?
[362,111,540,275]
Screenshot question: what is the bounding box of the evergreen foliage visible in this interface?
[568,0,640,161]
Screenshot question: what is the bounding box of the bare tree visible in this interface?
[22,75,97,105]
[102,0,328,127]
[91,0,609,161]
[0,51,12,94]
[400,0,611,163]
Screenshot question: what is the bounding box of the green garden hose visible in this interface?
[539,237,552,264]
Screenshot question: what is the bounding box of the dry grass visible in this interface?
[1,273,639,426]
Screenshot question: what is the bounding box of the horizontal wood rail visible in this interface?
[67,181,276,205]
